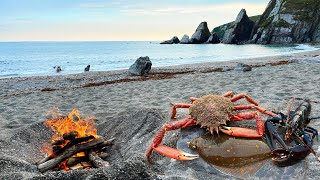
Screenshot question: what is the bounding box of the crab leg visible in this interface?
[190,97,198,103]
[221,112,265,138]
[146,117,199,162]
[234,104,277,117]
[230,93,259,106]
[223,91,234,97]
[170,103,192,119]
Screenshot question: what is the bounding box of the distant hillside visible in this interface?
[212,15,261,39]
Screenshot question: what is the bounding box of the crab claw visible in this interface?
[154,145,199,160]
[220,126,262,138]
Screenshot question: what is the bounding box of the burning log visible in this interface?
[63,131,78,140]
[37,135,95,165]
[38,137,105,173]
[66,156,88,167]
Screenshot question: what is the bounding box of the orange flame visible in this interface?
[41,107,97,170]
[45,107,97,140]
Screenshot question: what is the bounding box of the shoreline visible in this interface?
[1,49,319,97]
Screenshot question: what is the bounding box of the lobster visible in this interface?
[264,99,319,167]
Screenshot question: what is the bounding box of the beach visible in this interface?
[1,50,320,179]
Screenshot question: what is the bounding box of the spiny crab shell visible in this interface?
[189,94,234,134]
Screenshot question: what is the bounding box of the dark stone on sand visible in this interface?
[160,36,180,44]
[85,65,90,72]
[222,66,232,72]
[235,63,252,72]
[129,56,152,76]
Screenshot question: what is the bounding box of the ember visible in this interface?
[37,108,115,173]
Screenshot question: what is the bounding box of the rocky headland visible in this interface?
[161,0,320,45]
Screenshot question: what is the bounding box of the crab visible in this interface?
[146,91,277,161]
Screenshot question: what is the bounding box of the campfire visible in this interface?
[36,108,115,173]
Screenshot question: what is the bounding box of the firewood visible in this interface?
[36,135,95,165]
[50,140,65,145]
[63,131,78,140]
[81,162,93,168]
[98,152,109,159]
[89,150,110,168]
[69,164,84,170]
[94,138,116,151]
[66,156,88,167]
[38,137,105,173]
[52,145,63,152]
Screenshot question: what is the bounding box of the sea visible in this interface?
[0,41,319,78]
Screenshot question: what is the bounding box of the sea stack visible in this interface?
[190,22,211,44]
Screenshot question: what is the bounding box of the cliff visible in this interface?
[251,0,320,44]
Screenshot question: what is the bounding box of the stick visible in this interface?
[38,137,105,173]
[36,135,95,165]
[89,150,110,168]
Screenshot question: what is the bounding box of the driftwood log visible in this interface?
[38,137,104,173]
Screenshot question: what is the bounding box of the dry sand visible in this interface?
[0,50,320,179]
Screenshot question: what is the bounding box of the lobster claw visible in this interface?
[264,120,287,150]
[265,120,315,166]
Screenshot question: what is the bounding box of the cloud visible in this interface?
[121,3,266,16]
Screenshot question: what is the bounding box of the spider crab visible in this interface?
[146,91,277,161]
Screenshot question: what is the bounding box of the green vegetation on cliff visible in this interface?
[283,0,319,21]
[211,15,261,39]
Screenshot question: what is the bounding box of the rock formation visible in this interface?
[222,9,254,44]
[129,56,152,76]
[160,36,180,44]
[190,22,211,43]
[251,0,320,44]
[180,34,191,44]
[206,33,220,44]
[234,63,252,72]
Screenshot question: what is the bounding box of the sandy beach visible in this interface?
[1,50,320,179]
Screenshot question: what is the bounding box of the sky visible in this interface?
[0,0,270,41]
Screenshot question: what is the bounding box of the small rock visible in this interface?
[222,66,232,72]
[234,63,252,72]
[129,56,152,76]
[84,65,90,72]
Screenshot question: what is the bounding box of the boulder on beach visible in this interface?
[191,22,211,44]
[206,33,221,44]
[180,34,191,44]
[160,36,180,44]
[234,63,252,72]
[129,56,152,76]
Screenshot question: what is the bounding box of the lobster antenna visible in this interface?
[289,97,319,103]
[285,98,295,142]
[295,134,320,162]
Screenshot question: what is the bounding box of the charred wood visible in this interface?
[38,137,105,173]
